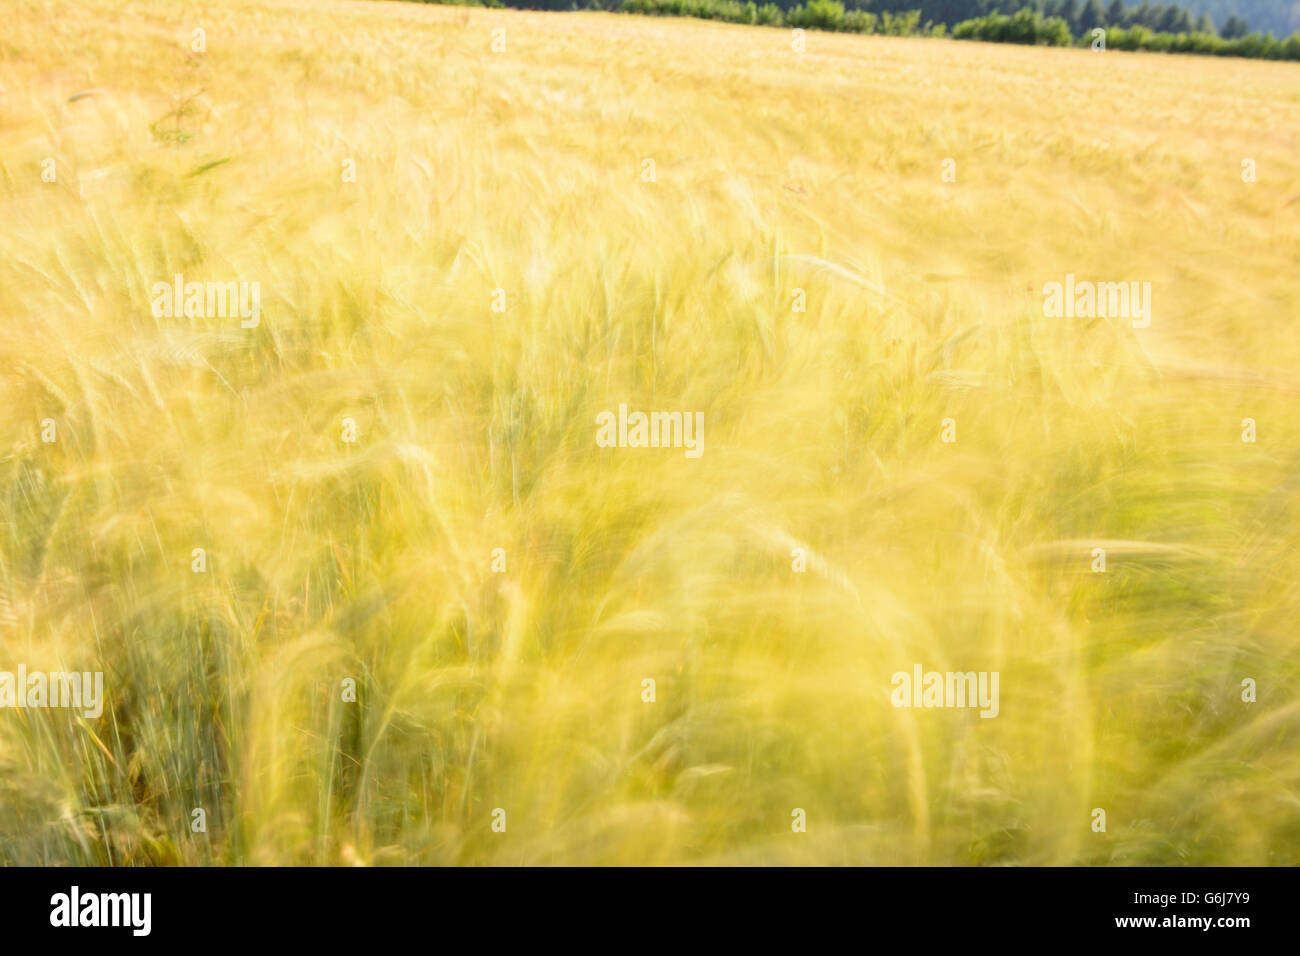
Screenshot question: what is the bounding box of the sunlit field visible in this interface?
[1,0,1298,866]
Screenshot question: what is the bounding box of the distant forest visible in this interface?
[465,0,1300,37]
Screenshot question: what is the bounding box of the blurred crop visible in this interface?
[1,0,1298,865]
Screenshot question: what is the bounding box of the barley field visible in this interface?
[1,0,1298,866]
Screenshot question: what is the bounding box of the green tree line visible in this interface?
[411,0,1300,60]
[612,0,1300,58]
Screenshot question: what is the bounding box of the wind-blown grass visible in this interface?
[1,0,1298,865]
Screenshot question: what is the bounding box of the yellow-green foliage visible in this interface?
[1,0,1298,865]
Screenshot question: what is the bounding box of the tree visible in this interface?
[1079,0,1105,31]
[1105,0,1126,26]
[1060,0,1078,30]
[1220,14,1249,37]
[1158,5,1191,31]
[1195,11,1214,33]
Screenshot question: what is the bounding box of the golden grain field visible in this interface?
[1,0,1298,866]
